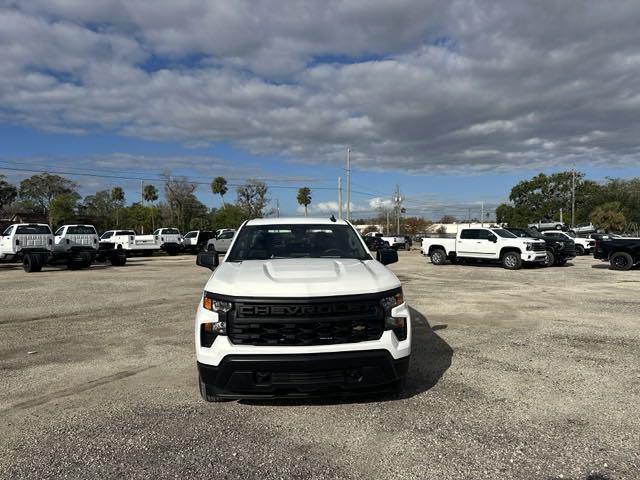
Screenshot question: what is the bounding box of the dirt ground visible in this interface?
[0,252,638,479]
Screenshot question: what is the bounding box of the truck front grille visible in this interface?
[228,297,384,346]
[532,243,546,252]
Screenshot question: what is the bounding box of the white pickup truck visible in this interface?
[152,228,183,255]
[364,232,406,250]
[50,224,99,269]
[0,223,53,272]
[421,227,547,269]
[49,224,126,268]
[194,217,410,401]
[100,230,160,256]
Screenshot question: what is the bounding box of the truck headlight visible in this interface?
[203,295,233,313]
[557,241,564,250]
[200,322,226,347]
[525,242,533,251]
[380,290,407,341]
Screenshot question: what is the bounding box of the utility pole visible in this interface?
[338,177,343,219]
[468,208,471,226]
[393,184,402,234]
[560,208,563,224]
[571,168,576,227]
[481,202,484,227]
[386,210,390,234]
[346,147,351,221]
[140,180,144,234]
[276,199,280,218]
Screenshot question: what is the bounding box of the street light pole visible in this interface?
[346,148,351,222]
[571,169,576,227]
[394,184,402,234]
[337,176,343,220]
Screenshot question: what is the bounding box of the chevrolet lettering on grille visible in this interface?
[238,303,375,317]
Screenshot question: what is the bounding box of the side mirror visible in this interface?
[376,248,398,266]
[488,234,497,243]
[197,251,219,270]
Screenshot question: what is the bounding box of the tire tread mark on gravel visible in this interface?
[0,295,193,326]
[0,365,155,414]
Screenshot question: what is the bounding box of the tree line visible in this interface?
[0,173,318,233]
[495,171,640,233]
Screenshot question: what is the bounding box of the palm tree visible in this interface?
[297,187,312,217]
[211,176,228,208]
[143,184,159,231]
[111,186,125,227]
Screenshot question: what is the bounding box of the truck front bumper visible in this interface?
[198,350,409,399]
[522,252,547,263]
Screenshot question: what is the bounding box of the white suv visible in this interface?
[194,218,411,401]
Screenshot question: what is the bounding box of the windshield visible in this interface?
[509,228,530,238]
[184,231,197,239]
[492,228,517,238]
[227,224,370,261]
[163,228,180,235]
[566,232,576,238]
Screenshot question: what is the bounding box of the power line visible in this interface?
[0,164,339,191]
[0,159,333,185]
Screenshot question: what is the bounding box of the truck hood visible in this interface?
[204,258,400,298]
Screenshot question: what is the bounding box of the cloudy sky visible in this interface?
[1,0,640,218]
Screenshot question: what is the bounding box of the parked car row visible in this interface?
[420,225,638,271]
[0,223,126,272]
[1,223,241,272]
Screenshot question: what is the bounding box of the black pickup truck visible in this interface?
[506,227,577,267]
[594,237,640,270]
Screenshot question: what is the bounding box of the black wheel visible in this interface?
[575,245,585,256]
[110,254,127,266]
[207,244,216,252]
[501,251,522,270]
[544,250,555,267]
[430,249,447,265]
[22,254,43,273]
[556,259,568,266]
[199,375,226,403]
[610,252,633,271]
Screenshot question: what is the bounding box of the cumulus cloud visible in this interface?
[2,1,640,173]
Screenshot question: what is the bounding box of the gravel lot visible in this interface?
[1,252,638,479]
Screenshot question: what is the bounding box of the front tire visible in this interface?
[430,249,447,265]
[544,250,555,267]
[501,251,522,270]
[575,245,585,256]
[610,252,633,271]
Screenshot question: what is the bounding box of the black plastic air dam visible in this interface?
[198,350,409,398]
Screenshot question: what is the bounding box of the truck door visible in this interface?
[474,229,498,257]
[458,229,495,257]
[0,225,13,253]
[457,229,479,257]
